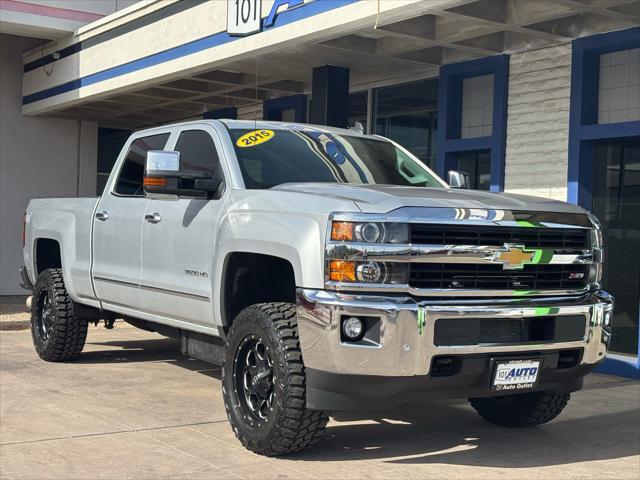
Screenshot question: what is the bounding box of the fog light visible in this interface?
[342,317,364,341]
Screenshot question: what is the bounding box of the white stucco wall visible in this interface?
[1,33,97,295]
[504,43,572,201]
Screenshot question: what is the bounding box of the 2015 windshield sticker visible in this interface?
[236,130,275,148]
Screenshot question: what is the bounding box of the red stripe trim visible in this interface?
[0,0,104,23]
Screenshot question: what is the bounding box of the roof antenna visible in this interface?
[373,0,380,29]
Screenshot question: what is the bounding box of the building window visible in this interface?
[348,91,368,131]
[97,128,131,195]
[568,26,640,374]
[436,54,509,192]
[456,150,491,190]
[461,74,494,138]
[598,48,640,124]
[373,78,439,168]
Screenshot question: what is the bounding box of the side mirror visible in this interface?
[448,170,471,189]
[144,150,223,198]
[146,150,180,174]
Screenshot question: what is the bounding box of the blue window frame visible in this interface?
[436,54,509,192]
[568,26,640,207]
[568,27,640,379]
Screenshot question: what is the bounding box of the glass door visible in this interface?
[592,140,640,356]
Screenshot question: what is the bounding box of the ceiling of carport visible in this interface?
[45,0,639,129]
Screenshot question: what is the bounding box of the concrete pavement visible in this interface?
[1,324,639,480]
[0,297,29,331]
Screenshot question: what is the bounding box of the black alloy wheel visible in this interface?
[233,335,275,425]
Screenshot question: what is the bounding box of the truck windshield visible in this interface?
[228,128,444,189]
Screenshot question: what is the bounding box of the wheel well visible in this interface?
[35,238,61,274]
[222,253,296,327]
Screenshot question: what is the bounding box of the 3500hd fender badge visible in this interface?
[185,269,208,278]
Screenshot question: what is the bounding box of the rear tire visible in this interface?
[31,268,88,361]
[469,391,570,427]
[222,302,329,456]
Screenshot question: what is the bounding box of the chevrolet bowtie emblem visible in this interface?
[493,244,535,270]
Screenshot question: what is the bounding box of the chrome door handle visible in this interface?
[144,213,162,223]
[95,211,109,221]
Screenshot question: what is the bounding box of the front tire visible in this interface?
[222,302,329,456]
[31,268,88,361]
[470,391,570,427]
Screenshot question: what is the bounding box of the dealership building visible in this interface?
[0,0,638,375]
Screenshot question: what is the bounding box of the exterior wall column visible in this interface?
[309,65,350,128]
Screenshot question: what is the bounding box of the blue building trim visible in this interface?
[23,0,359,106]
[263,94,307,122]
[567,27,640,378]
[595,354,640,380]
[436,54,509,192]
[567,26,640,208]
[203,106,237,120]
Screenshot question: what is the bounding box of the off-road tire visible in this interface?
[469,391,570,427]
[31,268,88,361]
[222,302,329,456]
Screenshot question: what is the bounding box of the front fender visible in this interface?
[215,212,326,290]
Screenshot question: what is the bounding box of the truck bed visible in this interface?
[24,197,100,306]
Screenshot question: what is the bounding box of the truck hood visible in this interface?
[272,183,586,214]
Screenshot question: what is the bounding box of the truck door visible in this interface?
[92,133,170,310]
[139,127,226,327]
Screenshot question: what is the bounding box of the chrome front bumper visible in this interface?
[296,288,613,377]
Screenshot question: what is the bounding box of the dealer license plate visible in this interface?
[492,359,540,391]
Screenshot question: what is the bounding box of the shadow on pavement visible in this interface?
[295,406,640,467]
[81,337,221,378]
[79,336,639,469]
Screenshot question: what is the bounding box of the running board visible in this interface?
[181,330,226,365]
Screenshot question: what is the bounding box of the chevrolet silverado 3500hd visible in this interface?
[21,120,613,456]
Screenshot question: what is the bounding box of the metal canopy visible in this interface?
[43,0,639,129]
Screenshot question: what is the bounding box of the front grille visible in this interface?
[409,263,590,290]
[433,315,587,346]
[410,224,590,249]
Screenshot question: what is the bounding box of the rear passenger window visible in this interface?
[174,130,223,179]
[114,133,170,196]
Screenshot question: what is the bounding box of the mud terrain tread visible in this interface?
[222,302,329,456]
[470,391,570,427]
[31,268,88,361]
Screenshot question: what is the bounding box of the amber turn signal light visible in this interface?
[143,176,167,187]
[329,260,356,282]
[331,221,354,241]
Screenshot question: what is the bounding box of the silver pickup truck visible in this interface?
[21,119,613,456]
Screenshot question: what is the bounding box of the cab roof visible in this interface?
[218,119,364,136]
[133,118,366,138]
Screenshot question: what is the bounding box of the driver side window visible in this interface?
[174,129,223,180]
[114,133,170,196]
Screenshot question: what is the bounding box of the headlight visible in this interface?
[330,221,409,243]
[328,260,407,284]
